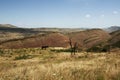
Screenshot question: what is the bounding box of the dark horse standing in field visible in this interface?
[41,46,49,50]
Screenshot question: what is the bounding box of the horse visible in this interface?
[41,46,49,50]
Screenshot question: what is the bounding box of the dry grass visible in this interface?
[0,48,120,80]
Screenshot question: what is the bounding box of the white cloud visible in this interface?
[101,14,105,17]
[85,14,91,18]
[113,11,118,14]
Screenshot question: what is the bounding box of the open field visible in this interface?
[0,48,120,80]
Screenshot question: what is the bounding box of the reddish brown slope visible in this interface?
[0,29,110,49]
[68,29,110,49]
[0,33,69,49]
[109,30,120,48]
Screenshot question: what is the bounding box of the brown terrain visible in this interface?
[0,24,120,80]
[0,24,119,50]
[110,30,120,48]
[67,29,110,49]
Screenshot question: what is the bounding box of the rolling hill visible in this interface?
[0,24,119,49]
[67,29,110,49]
[105,26,120,32]
[0,32,69,49]
[0,24,17,28]
[109,30,120,48]
[0,27,111,49]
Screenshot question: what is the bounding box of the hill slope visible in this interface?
[105,26,120,32]
[68,29,110,49]
[0,33,69,49]
[0,24,17,28]
[110,30,120,48]
[0,29,111,49]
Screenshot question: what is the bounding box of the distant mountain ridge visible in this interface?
[0,29,110,49]
[0,24,17,28]
[105,26,120,32]
[0,24,119,49]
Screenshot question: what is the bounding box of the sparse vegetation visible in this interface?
[0,48,119,80]
[0,25,119,80]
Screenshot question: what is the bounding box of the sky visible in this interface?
[0,0,120,28]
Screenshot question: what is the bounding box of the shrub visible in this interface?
[14,54,32,60]
[0,49,4,55]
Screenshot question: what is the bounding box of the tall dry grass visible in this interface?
[0,48,120,80]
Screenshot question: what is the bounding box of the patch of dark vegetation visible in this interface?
[0,49,4,55]
[14,54,33,60]
[112,41,120,48]
[50,49,71,53]
[87,46,108,53]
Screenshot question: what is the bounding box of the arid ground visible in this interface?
[0,48,120,80]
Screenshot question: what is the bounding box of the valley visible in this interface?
[0,24,120,80]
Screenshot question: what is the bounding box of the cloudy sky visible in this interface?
[0,0,120,28]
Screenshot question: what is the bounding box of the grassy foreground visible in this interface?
[0,48,120,80]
